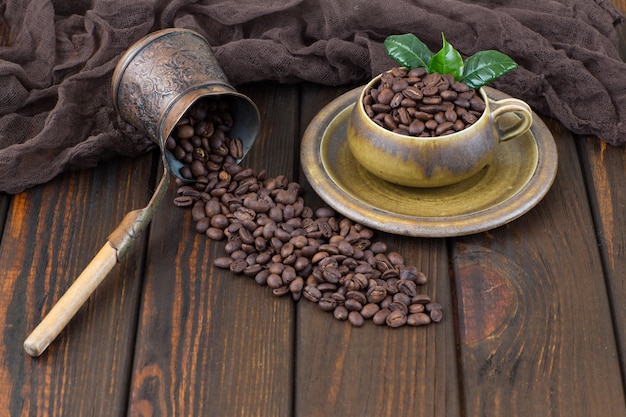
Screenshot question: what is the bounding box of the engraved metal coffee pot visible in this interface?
[24,28,260,356]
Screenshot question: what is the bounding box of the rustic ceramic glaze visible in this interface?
[347,73,533,188]
[300,86,558,237]
[111,28,260,179]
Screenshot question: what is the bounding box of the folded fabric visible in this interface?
[0,0,624,193]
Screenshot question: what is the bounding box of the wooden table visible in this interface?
[1,7,625,417]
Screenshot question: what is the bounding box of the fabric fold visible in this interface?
[0,0,624,193]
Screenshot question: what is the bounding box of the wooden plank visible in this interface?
[0,153,154,416]
[577,136,626,382]
[452,120,626,416]
[575,6,626,384]
[127,83,299,417]
[293,83,461,417]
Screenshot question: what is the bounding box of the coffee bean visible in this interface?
[451,81,470,92]
[372,308,391,325]
[425,119,438,131]
[175,124,195,140]
[377,88,395,105]
[445,108,458,122]
[214,257,233,269]
[243,264,263,277]
[412,294,432,305]
[191,202,206,220]
[366,285,387,303]
[422,86,439,96]
[210,213,229,229]
[319,297,338,312]
[408,67,427,78]
[390,92,404,108]
[317,282,337,292]
[270,286,288,297]
[348,311,365,327]
[346,290,367,305]
[436,121,455,136]
[303,285,322,303]
[397,279,417,297]
[393,292,412,307]
[390,300,409,315]
[440,89,458,101]
[195,217,210,234]
[361,303,380,319]
[402,86,423,100]
[385,310,407,328]
[407,312,432,326]
[254,269,269,286]
[409,303,425,314]
[173,195,194,207]
[267,273,283,289]
[423,72,441,86]
[170,95,442,329]
[454,97,471,108]
[426,302,444,322]
[334,305,349,321]
[344,298,363,312]
[408,120,425,135]
[230,259,248,274]
[370,241,387,254]
[362,68,484,137]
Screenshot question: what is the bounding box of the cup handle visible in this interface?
[489,98,533,142]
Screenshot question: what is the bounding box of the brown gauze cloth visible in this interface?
[1,0,625,194]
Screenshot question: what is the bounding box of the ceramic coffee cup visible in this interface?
[347,72,533,188]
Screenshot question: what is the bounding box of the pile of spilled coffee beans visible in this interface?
[363,67,485,137]
[170,97,443,328]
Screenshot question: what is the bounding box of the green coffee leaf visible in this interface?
[384,34,433,69]
[383,33,518,88]
[460,50,518,89]
[427,34,464,80]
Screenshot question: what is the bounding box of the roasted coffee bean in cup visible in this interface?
[168,96,442,328]
[348,65,532,187]
[362,67,485,137]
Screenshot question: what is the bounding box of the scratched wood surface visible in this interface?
[578,0,626,377]
[0,3,625,417]
[451,120,625,416]
[0,154,155,415]
[127,83,301,417]
[292,84,461,417]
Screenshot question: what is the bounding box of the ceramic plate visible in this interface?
[301,86,558,237]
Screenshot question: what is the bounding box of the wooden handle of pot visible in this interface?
[23,242,118,357]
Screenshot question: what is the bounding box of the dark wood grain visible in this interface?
[1,3,626,415]
[293,83,461,417]
[0,153,154,416]
[127,83,300,417]
[452,121,626,416]
[577,136,626,380]
[576,0,626,385]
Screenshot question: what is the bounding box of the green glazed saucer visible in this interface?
[301,86,558,237]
